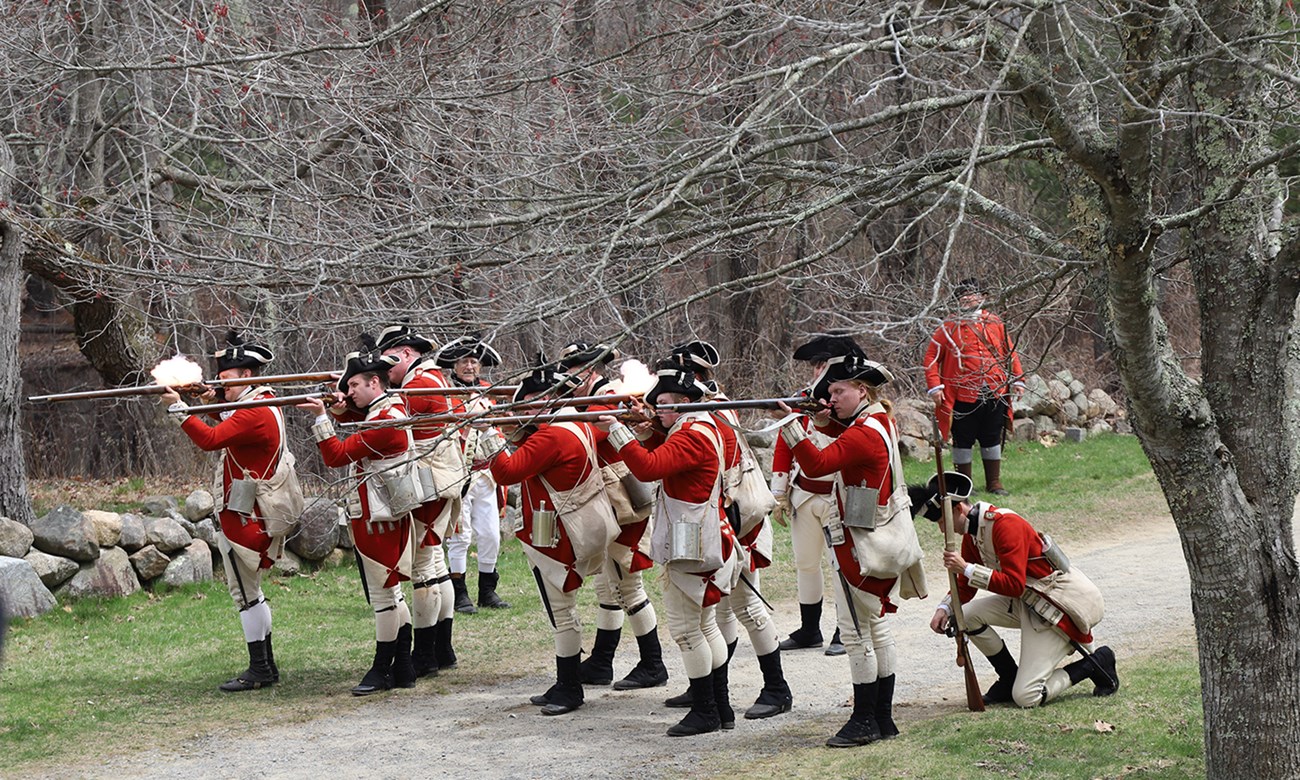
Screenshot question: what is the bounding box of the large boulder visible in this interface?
[1018,374,1057,418]
[140,495,179,516]
[892,406,932,443]
[1089,388,1119,419]
[167,510,198,538]
[182,489,215,522]
[161,540,213,587]
[30,505,100,563]
[59,547,141,599]
[0,516,34,558]
[0,556,57,617]
[24,549,79,589]
[129,545,172,581]
[897,435,933,463]
[1011,417,1037,442]
[193,518,220,551]
[82,510,123,548]
[118,513,148,552]
[286,496,341,562]
[143,516,191,553]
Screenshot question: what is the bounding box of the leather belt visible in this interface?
[795,474,833,495]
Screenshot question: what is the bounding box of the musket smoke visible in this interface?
[608,358,653,396]
[150,355,204,387]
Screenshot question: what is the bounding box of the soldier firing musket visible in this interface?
[29,368,340,403]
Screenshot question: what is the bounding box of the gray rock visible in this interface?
[1047,379,1071,405]
[194,518,220,551]
[59,547,141,599]
[1021,375,1058,417]
[118,513,148,552]
[1061,400,1080,424]
[1054,369,1075,387]
[182,489,215,522]
[141,495,179,516]
[161,540,214,587]
[893,407,932,444]
[129,545,172,581]
[167,510,198,538]
[272,548,303,577]
[744,429,776,449]
[1068,379,1086,396]
[336,522,354,549]
[1011,417,1037,442]
[287,496,342,561]
[324,548,348,568]
[897,435,933,463]
[0,516,34,558]
[1071,393,1089,418]
[24,548,80,589]
[1033,414,1058,434]
[1064,427,1086,444]
[143,516,191,553]
[82,510,123,548]
[30,505,100,563]
[1089,388,1119,418]
[1088,420,1115,437]
[0,556,57,617]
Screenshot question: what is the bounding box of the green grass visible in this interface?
[713,649,1204,780]
[2,434,1184,776]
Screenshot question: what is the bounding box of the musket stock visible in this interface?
[934,417,986,713]
[178,391,339,416]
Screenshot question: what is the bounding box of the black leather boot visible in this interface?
[779,601,825,650]
[825,626,846,656]
[451,574,477,614]
[265,631,280,683]
[614,628,669,690]
[714,642,736,730]
[580,627,620,686]
[1065,645,1119,696]
[666,672,720,737]
[477,570,511,609]
[826,681,882,747]
[434,618,457,670]
[219,639,276,692]
[351,640,397,696]
[412,626,439,678]
[540,654,585,715]
[875,674,899,738]
[744,649,793,719]
[983,646,1019,705]
[391,623,416,689]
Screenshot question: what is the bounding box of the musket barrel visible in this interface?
[28,385,173,402]
[179,392,336,415]
[28,370,340,402]
[395,385,519,397]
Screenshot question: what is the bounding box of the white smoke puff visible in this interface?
[151,355,204,387]
[606,358,654,396]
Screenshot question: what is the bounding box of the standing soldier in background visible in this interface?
[439,335,512,613]
[162,332,298,692]
[297,340,417,695]
[378,324,464,677]
[555,341,669,692]
[771,335,867,657]
[924,278,1025,495]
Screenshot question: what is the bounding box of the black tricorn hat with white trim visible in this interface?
[338,334,400,393]
[556,341,620,370]
[669,340,721,371]
[645,360,713,406]
[512,355,578,403]
[376,322,435,354]
[213,331,274,372]
[792,334,867,363]
[908,471,975,522]
[809,354,894,401]
[435,335,502,368]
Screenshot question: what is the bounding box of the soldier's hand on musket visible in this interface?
[295,397,327,415]
[942,549,968,575]
[929,608,951,635]
[159,388,182,407]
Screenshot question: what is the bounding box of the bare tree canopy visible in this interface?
[2,2,1297,776]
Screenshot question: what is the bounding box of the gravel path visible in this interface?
[83,512,1213,780]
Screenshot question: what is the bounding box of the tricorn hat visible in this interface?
[556,341,620,370]
[669,340,721,371]
[809,354,894,401]
[213,331,274,373]
[435,335,502,368]
[512,356,578,403]
[954,277,984,299]
[338,334,400,393]
[645,361,712,406]
[376,322,435,354]
[908,471,976,522]
[791,334,867,363]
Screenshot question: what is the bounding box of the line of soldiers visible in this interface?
[161,323,1118,746]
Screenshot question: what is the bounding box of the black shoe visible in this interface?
[452,575,477,614]
[477,570,511,609]
[826,717,881,748]
[875,674,899,739]
[664,689,692,708]
[411,626,440,679]
[580,627,620,686]
[265,632,280,683]
[778,627,824,651]
[982,675,1016,705]
[713,659,735,730]
[218,639,276,692]
[666,673,720,737]
[540,655,583,715]
[744,650,793,719]
[434,619,458,670]
[391,624,416,689]
[825,627,846,656]
[1089,646,1120,696]
[614,662,669,690]
[530,684,558,706]
[351,640,397,696]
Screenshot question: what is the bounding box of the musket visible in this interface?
[389,385,519,398]
[176,390,340,416]
[28,371,340,403]
[934,417,986,713]
[344,393,643,430]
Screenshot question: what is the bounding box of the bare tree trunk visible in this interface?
[0,137,37,526]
